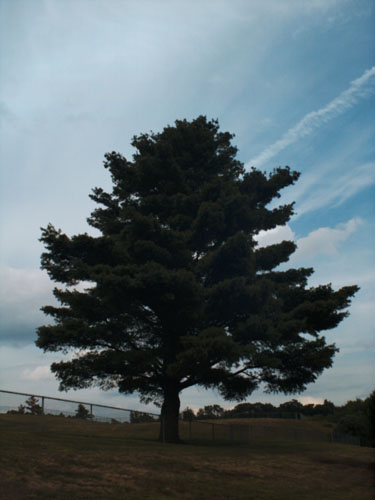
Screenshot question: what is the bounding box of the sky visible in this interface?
[0,0,374,415]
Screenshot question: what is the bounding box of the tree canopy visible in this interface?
[37,116,358,442]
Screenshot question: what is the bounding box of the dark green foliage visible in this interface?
[36,116,358,442]
[7,404,26,415]
[196,405,225,420]
[341,397,366,414]
[335,414,369,439]
[17,404,26,414]
[334,391,375,446]
[227,402,278,418]
[195,399,335,419]
[181,407,196,421]
[74,403,91,419]
[279,399,303,414]
[313,399,336,416]
[365,390,375,445]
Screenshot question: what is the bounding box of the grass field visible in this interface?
[1,414,373,500]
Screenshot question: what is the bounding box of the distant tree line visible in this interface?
[180,399,336,421]
[182,390,375,446]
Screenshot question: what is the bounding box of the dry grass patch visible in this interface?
[0,414,373,500]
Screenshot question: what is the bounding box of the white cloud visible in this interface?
[255,218,362,261]
[0,266,92,316]
[0,267,53,306]
[22,365,53,382]
[255,224,295,248]
[0,266,95,343]
[254,218,362,268]
[246,67,375,169]
[292,218,362,260]
[254,218,368,308]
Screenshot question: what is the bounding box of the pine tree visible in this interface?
[25,396,42,415]
[37,116,358,443]
[74,403,91,419]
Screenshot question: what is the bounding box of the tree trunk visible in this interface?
[159,385,181,443]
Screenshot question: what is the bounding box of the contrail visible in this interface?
[246,67,375,169]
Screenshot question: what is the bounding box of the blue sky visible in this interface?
[0,0,374,413]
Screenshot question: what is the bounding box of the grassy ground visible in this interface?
[0,414,373,500]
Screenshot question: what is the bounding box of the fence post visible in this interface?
[212,423,215,441]
[90,404,94,434]
[162,415,165,443]
[129,412,133,438]
[189,420,192,441]
[40,396,45,433]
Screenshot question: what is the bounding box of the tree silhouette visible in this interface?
[74,403,91,419]
[25,396,42,415]
[37,116,358,442]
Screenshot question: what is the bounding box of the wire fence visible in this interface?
[0,389,360,446]
[0,389,160,439]
[0,389,161,422]
[187,420,360,446]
